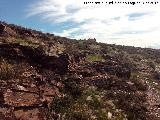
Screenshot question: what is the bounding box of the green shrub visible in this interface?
[63,79,83,98]
[50,96,72,113]
[50,86,126,120]
[50,95,90,120]
[86,54,104,62]
[89,44,101,50]
[0,60,16,80]
[7,38,39,48]
[148,61,156,69]
[0,60,23,80]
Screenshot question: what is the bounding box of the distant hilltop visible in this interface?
[87,38,96,42]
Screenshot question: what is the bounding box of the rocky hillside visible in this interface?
[0,21,160,120]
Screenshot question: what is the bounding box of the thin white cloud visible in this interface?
[27,0,160,48]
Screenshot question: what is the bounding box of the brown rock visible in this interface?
[14,109,40,120]
[0,91,4,104]
[90,61,131,79]
[39,85,56,103]
[14,108,49,120]
[0,24,6,33]
[0,23,16,36]
[4,89,39,107]
[0,108,17,120]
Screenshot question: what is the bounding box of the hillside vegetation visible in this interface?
[0,21,160,120]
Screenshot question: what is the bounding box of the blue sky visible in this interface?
[0,0,160,48]
[0,0,64,32]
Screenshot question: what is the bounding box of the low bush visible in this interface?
[0,59,23,80]
[50,86,125,120]
[86,54,104,62]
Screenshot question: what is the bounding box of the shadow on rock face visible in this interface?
[0,43,76,75]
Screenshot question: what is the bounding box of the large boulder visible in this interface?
[0,43,77,75]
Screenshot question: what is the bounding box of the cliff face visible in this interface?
[0,22,160,120]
